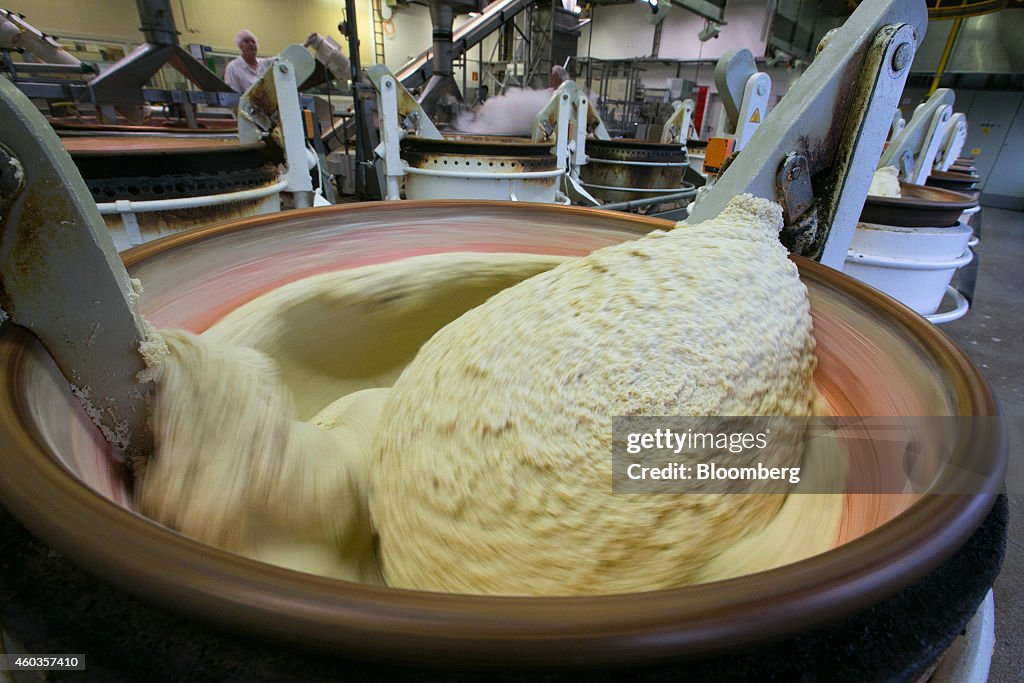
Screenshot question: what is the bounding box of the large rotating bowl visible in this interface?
[0,201,1005,667]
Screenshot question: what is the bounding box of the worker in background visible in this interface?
[475,84,489,107]
[550,65,569,90]
[224,30,273,93]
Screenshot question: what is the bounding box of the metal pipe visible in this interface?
[403,166,564,180]
[596,188,697,212]
[342,0,368,198]
[925,285,970,324]
[579,179,697,194]
[927,17,963,96]
[135,0,180,46]
[430,2,455,77]
[96,179,287,214]
[844,248,974,271]
[0,13,82,66]
[585,158,690,168]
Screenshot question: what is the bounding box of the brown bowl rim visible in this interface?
[0,200,1006,667]
[928,169,981,184]
[862,181,977,227]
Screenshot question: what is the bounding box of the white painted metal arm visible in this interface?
[238,44,317,207]
[365,64,445,201]
[0,76,152,457]
[660,99,695,144]
[531,81,574,171]
[889,108,906,140]
[375,72,406,201]
[935,112,967,172]
[0,9,81,66]
[367,64,443,140]
[712,49,770,150]
[732,72,770,151]
[878,87,954,185]
[713,49,755,136]
[687,0,927,270]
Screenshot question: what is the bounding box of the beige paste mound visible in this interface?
[370,194,822,596]
[135,253,564,581]
[869,166,902,198]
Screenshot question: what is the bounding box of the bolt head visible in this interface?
[891,43,912,72]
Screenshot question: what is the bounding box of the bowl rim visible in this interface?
[0,200,1006,667]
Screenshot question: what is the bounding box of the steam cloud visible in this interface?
[455,87,554,135]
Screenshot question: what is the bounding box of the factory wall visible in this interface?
[577,0,799,137]
[383,3,433,72]
[580,0,769,62]
[383,4,501,99]
[6,0,375,65]
[5,0,140,45]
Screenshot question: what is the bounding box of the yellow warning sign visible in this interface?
[750,109,760,124]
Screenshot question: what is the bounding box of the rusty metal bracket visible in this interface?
[776,153,819,257]
[776,153,814,224]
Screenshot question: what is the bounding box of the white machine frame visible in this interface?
[661,99,696,144]
[878,87,955,185]
[369,65,574,203]
[688,0,926,270]
[934,111,968,173]
[713,49,771,152]
[238,44,318,209]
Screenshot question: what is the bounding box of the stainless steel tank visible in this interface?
[400,136,563,203]
[579,139,691,202]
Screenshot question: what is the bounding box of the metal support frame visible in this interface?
[530,81,575,171]
[0,76,152,457]
[878,87,954,185]
[3,3,237,123]
[661,99,695,144]
[713,48,770,151]
[367,64,443,201]
[687,0,927,271]
[396,0,536,91]
[238,45,317,208]
[0,9,81,65]
[935,112,968,172]
[88,0,231,116]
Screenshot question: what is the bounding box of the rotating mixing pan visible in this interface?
[926,170,981,200]
[860,182,977,227]
[0,201,1005,667]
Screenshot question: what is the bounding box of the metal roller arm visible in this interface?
[687,0,927,270]
[661,99,695,144]
[238,45,317,208]
[878,87,955,184]
[0,76,153,457]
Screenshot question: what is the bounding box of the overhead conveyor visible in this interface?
[395,0,538,90]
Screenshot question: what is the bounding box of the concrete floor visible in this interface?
[939,207,1023,682]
